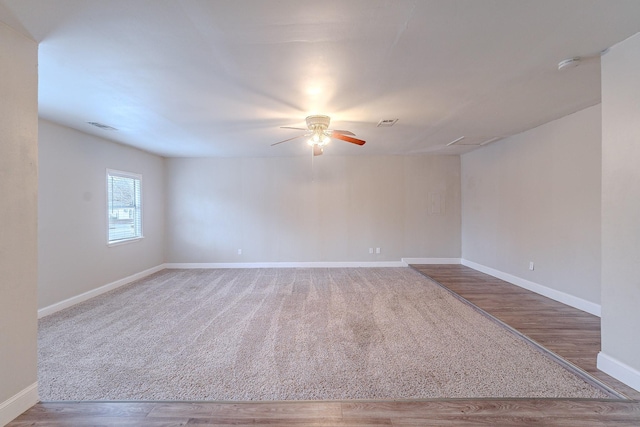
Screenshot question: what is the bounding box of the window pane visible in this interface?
[107,170,142,243]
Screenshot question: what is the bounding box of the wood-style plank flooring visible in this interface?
[9,265,640,426]
[411,264,640,401]
[8,399,640,426]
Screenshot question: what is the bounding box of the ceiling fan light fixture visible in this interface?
[272,114,364,154]
[306,115,331,129]
[308,131,330,146]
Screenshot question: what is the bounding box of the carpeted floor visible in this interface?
[38,268,610,400]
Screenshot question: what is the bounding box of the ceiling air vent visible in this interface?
[87,121,118,131]
[377,118,398,127]
[446,136,465,146]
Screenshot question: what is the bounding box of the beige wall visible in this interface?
[600,32,640,388]
[461,105,602,306]
[38,120,165,309]
[165,155,461,263]
[0,19,38,415]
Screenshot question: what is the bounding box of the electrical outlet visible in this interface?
[376,248,381,254]
[238,249,242,255]
[529,261,534,271]
[369,248,374,254]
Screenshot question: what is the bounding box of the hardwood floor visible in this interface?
[9,265,640,426]
[411,264,640,401]
[8,399,640,426]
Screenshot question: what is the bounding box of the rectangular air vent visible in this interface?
[87,121,118,131]
[480,137,502,146]
[446,136,465,146]
[377,118,398,127]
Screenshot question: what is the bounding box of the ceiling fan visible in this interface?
[271,115,365,156]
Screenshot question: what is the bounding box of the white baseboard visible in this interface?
[38,264,165,318]
[461,259,601,317]
[0,382,38,427]
[401,258,461,265]
[164,261,407,269]
[36,260,458,317]
[165,258,462,269]
[598,352,640,392]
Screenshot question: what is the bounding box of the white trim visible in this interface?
[34,260,459,317]
[107,236,144,247]
[165,258,461,269]
[461,259,601,317]
[0,382,38,426]
[164,261,407,269]
[38,264,165,318]
[597,352,640,392]
[106,168,143,245]
[401,258,461,265]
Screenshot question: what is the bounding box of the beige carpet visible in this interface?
[38,268,610,400]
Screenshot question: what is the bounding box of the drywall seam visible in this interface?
[38,264,165,318]
[461,259,601,317]
[0,382,38,427]
[597,352,640,393]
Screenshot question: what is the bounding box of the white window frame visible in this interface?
[106,169,143,246]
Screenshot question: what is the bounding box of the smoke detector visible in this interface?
[558,57,581,71]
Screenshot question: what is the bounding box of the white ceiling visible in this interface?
[2,0,640,158]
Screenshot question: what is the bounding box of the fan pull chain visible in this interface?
[311,146,315,182]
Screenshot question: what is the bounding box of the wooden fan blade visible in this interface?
[313,145,323,156]
[280,126,308,131]
[331,132,366,146]
[271,134,308,146]
[331,129,356,136]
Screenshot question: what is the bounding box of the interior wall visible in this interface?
[38,120,165,309]
[165,155,461,263]
[461,105,602,305]
[0,19,38,411]
[600,32,640,387]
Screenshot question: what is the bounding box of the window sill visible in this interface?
[107,236,144,247]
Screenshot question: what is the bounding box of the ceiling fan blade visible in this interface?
[313,145,323,156]
[331,129,356,136]
[331,132,366,146]
[270,134,308,146]
[280,126,308,131]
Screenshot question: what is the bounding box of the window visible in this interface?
[107,169,142,244]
